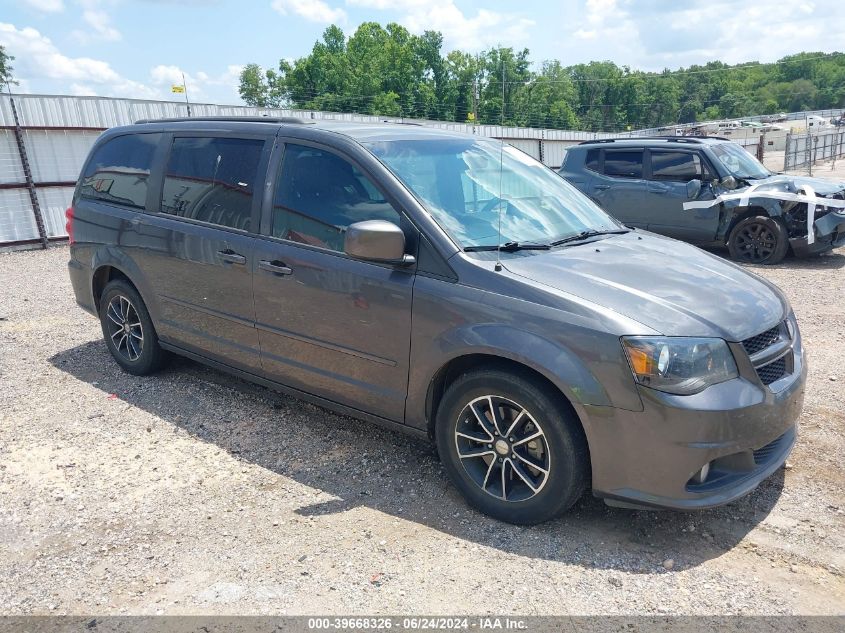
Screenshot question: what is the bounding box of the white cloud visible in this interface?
[271,0,347,23]
[71,0,122,43]
[149,63,244,102]
[347,0,534,52]
[21,0,65,12]
[0,23,156,98]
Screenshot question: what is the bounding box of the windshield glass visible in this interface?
[367,138,623,249]
[710,142,771,180]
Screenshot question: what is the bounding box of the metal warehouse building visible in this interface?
[1,93,622,249]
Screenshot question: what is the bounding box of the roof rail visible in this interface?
[578,136,708,145]
[134,116,310,125]
[578,135,737,145]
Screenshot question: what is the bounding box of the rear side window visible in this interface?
[271,144,400,252]
[650,151,703,181]
[161,136,264,231]
[585,149,600,172]
[79,133,161,209]
[603,150,643,178]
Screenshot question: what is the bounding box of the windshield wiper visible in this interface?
[551,229,629,246]
[464,241,551,253]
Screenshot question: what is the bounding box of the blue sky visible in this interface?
[1,0,842,105]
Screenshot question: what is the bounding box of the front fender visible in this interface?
[405,277,645,433]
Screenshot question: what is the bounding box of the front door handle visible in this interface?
[259,259,293,276]
[593,184,610,191]
[217,249,246,265]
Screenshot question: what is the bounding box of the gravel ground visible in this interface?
[0,244,843,616]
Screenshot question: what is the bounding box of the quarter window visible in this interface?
[161,136,264,231]
[79,133,161,209]
[585,149,600,172]
[603,150,643,178]
[272,144,400,252]
[650,151,704,181]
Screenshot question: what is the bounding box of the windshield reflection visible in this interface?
[367,139,622,249]
[711,143,771,180]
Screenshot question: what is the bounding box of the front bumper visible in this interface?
[790,211,845,257]
[582,342,806,510]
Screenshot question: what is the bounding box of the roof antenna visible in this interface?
[495,49,505,272]
[494,138,504,272]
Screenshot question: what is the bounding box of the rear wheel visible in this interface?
[99,280,166,375]
[435,369,588,524]
[727,215,789,264]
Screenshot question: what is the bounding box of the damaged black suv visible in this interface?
[559,137,845,264]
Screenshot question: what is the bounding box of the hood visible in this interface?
[744,173,845,197]
[502,232,787,341]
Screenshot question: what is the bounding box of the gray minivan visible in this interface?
[67,118,805,524]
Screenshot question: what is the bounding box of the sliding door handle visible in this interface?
[259,260,293,276]
[217,249,246,265]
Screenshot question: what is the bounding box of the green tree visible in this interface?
[239,26,845,131]
[0,45,15,87]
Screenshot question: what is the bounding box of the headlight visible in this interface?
[621,336,738,395]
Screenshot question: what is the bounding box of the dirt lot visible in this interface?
[1,245,843,616]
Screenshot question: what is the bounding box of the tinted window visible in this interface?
[272,144,400,251]
[603,151,643,178]
[585,149,600,172]
[161,137,264,231]
[650,151,703,181]
[80,133,161,209]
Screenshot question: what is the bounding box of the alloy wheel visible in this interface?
[105,295,144,362]
[454,395,550,502]
[735,222,777,262]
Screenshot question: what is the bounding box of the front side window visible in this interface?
[368,138,622,249]
[161,136,264,231]
[603,150,643,178]
[271,144,400,252]
[650,151,704,181]
[79,133,161,209]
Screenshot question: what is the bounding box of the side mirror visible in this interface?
[686,178,702,199]
[344,220,415,265]
[721,175,738,190]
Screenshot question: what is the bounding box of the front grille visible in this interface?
[742,322,794,388]
[756,356,787,385]
[742,326,781,355]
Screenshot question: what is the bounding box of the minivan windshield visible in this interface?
[367,138,624,249]
[710,142,771,180]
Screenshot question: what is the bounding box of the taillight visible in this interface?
[65,206,75,244]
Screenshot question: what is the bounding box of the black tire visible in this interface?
[727,215,789,264]
[99,279,166,376]
[435,369,589,525]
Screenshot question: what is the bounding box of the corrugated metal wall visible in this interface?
[3,93,620,246]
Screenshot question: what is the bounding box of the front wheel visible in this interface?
[727,215,789,264]
[435,369,589,525]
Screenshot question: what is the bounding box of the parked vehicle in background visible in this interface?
[559,136,845,264]
[68,118,804,524]
[805,115,830,130]
[761,113,788,123]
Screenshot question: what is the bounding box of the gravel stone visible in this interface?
[1,245,843,615]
